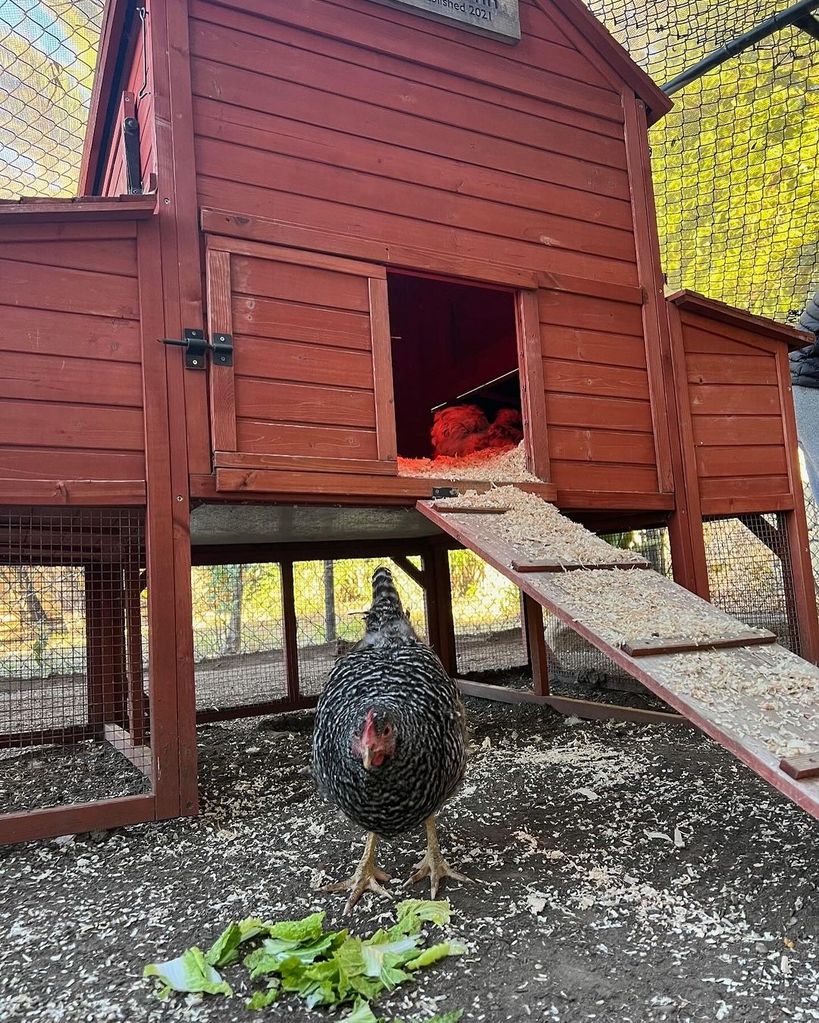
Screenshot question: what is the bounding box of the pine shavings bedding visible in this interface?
[397,443,539,482]
[434,486,646,566]
[646,644,819,759]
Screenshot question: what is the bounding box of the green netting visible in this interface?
[1,0,817,323]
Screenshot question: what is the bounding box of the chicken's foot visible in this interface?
[323,832,392,914]
[407,815,469,899]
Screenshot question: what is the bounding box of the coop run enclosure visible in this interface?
[2,0,819,838]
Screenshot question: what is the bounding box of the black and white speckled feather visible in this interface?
[312,567,467,839]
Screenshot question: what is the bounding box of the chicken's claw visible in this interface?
[322,832,392,914]
[406,815,470,899]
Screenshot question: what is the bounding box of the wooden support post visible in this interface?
[423,547,457,676]
[280,560,301,703]
[522,593,549,696]
[782,508,819,662]
[390,554,425,590]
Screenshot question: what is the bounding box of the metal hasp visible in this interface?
[161,328,209,370]
[123,115,142,195]
[211,332,234,367]
[662,0,819,95]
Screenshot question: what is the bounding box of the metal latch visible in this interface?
[160,329,234,370]
[160,328,209,370]
[210,332,234,367]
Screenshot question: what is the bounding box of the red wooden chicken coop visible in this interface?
[1,0,818,842]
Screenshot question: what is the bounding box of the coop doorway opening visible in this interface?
[388,273,532,481]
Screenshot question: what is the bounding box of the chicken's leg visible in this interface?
[323,832,392,914]
[407,815,469,899]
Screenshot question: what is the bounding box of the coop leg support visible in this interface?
[522,593,549,696]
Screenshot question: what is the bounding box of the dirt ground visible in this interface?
[1,680,818,1023]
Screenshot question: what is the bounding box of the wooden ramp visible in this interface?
[418,487,819,821]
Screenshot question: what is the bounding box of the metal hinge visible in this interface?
[161,328,230,370]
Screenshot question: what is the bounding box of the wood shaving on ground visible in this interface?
[538,569,773,648]
[397,443,539,482]
[434,486,647,565]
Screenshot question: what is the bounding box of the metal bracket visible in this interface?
[210,331,234,367]
[161,328,209,370]
[431,487,459,499]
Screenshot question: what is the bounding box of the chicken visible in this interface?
[312,567,468,914]
[483,407,523,449]
[430,403,490,458]
[430,403,523,458]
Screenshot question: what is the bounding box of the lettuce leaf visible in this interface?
[143,946,232,999]
[406,942,467,971]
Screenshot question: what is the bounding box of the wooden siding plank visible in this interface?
[682,316,783,356]
[0,448,145,481]
[198,177,641,287]
[549,427,657,465]
[194,103,634,230]
[230,254,372,312]
[0,352,143,407]
[550,460,660,492]
[0,259,140,319]
[0,401,145,451]
[196,137,636,262]
[686,353,778,386]
[233,336,374,390]
[699,476,792,503]
[544,392,654,432]
[0,305,141,362]
[190,59,631,201]
[544,327,648,369]
[543,359,650,400]
[0,221,137,244]
[696,445,789,479]
[539,291,644,333]
[236,419,379,459]
[691,415,785,448]
[232,294,372,350]
[233,378,375,427]
[689,384,781,416]
[0,239,138,278]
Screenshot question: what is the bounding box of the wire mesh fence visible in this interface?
[191,557,429,717]
[0,507,151,815]
[2,0,816,324]
[702,513,800,652]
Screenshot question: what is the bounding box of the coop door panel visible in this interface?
[205,239,396,478]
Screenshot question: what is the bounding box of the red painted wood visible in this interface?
[686,353,778,386]
[1,795,155,845]
[543,359,650,401]
[691,415,785,447]
[206,247,238,452]
[545,393,654,432]
[0,305,141,363]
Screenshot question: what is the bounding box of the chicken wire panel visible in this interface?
[192,563,287,712]
[703,514,799,653]
[449,549,528,677]
[294,558,429,696]
[0,507,151,815]
[1,0,103,198]
[543,528,674,702]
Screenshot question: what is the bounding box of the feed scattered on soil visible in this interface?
[397,443,539,483]
[434,487,646,566]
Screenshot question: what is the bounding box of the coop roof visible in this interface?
[668,290,814,352]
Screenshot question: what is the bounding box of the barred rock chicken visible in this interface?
[312,567,468,914]
[431,403,523,458]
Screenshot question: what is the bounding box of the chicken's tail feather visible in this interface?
[355,565,416,649]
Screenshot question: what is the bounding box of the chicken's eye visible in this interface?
[383,724,392,737]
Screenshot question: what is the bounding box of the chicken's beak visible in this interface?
[362,747,373,771]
